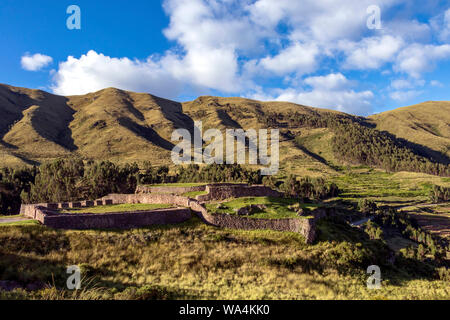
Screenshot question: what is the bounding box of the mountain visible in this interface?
[0,84,448,177]
[369,101,450,161]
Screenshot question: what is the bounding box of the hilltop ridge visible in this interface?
[0,84,448,177]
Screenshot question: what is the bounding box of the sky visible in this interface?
[1,0,450,116]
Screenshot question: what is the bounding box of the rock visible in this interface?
[235,204,266,216]
[236,207,250,216]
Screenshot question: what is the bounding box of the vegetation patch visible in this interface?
[206,197,318,219]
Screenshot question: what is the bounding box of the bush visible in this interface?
[358,199,377,214]
[429,185,450,203]
[281,175,339,201]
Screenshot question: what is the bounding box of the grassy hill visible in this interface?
[369,101,450,161]
[0,84,448,177]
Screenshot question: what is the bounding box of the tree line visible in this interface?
[1,159,341,215]
[258,111,450,176]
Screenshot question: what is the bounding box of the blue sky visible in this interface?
[1,0,450,115]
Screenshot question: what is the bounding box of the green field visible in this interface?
[182,190,208,198]
[331,168,450,204]
[206,197,319,219]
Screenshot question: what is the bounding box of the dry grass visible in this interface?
[0,219,448,300]
[369,101,450,158]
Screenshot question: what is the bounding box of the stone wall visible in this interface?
[135,185,206,194]
[101,193,191,207]
[187,200,316,243]
[100,193,316,244]
[196,184,283,202]
[40,208,191,230]
[21,203,191,229]
[20,188,322,244]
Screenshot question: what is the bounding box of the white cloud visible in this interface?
[384,19,431,43]
[160,0,262,92]
[390,90,423,102]
[43,0,450,116]
[257,42,319,76]
[303,73,350,90]
[430,80,444,87]
[21,53,53,71]
[161,46,240,92]
[248,0,399,43]
[251,73,374,115]
[395,43,450,78]
[341,35,404,70]
[390,78,425,90]
[275,88,374,115]
[51,51,183,97]
[431,8,450,42]
[163,0,263,53]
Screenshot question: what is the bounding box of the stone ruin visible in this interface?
[19,184,336,244]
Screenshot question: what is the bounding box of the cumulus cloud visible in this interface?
[21,53,53,71]
[51,51,183,97]
[160,0,263,92]
[44,0,450,115]
[248,0,397,43]
[251,73,374,115]
[258,42,319,76]
[341,35,404,70]
[303,73,351,90]
[395,43,450,78]
[384,19,431,43]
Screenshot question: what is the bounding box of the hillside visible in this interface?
[0,84,449,177]
[369,101,450,161]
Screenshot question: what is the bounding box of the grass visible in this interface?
[182,190,208,198]
[205,197,319,219]
[331,168,450,203]
[0,214,24,219]
[369,101,450,159]
[0,219,448,300]
[0,220,39,226]
[61,203,174,214]
[0,215,37,226]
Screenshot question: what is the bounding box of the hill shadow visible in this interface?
[0,87,78,152]
[118,117,175,151]
[152,96,196,134]
[32,96,78,152]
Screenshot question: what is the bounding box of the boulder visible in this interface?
[236,207,250,216]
